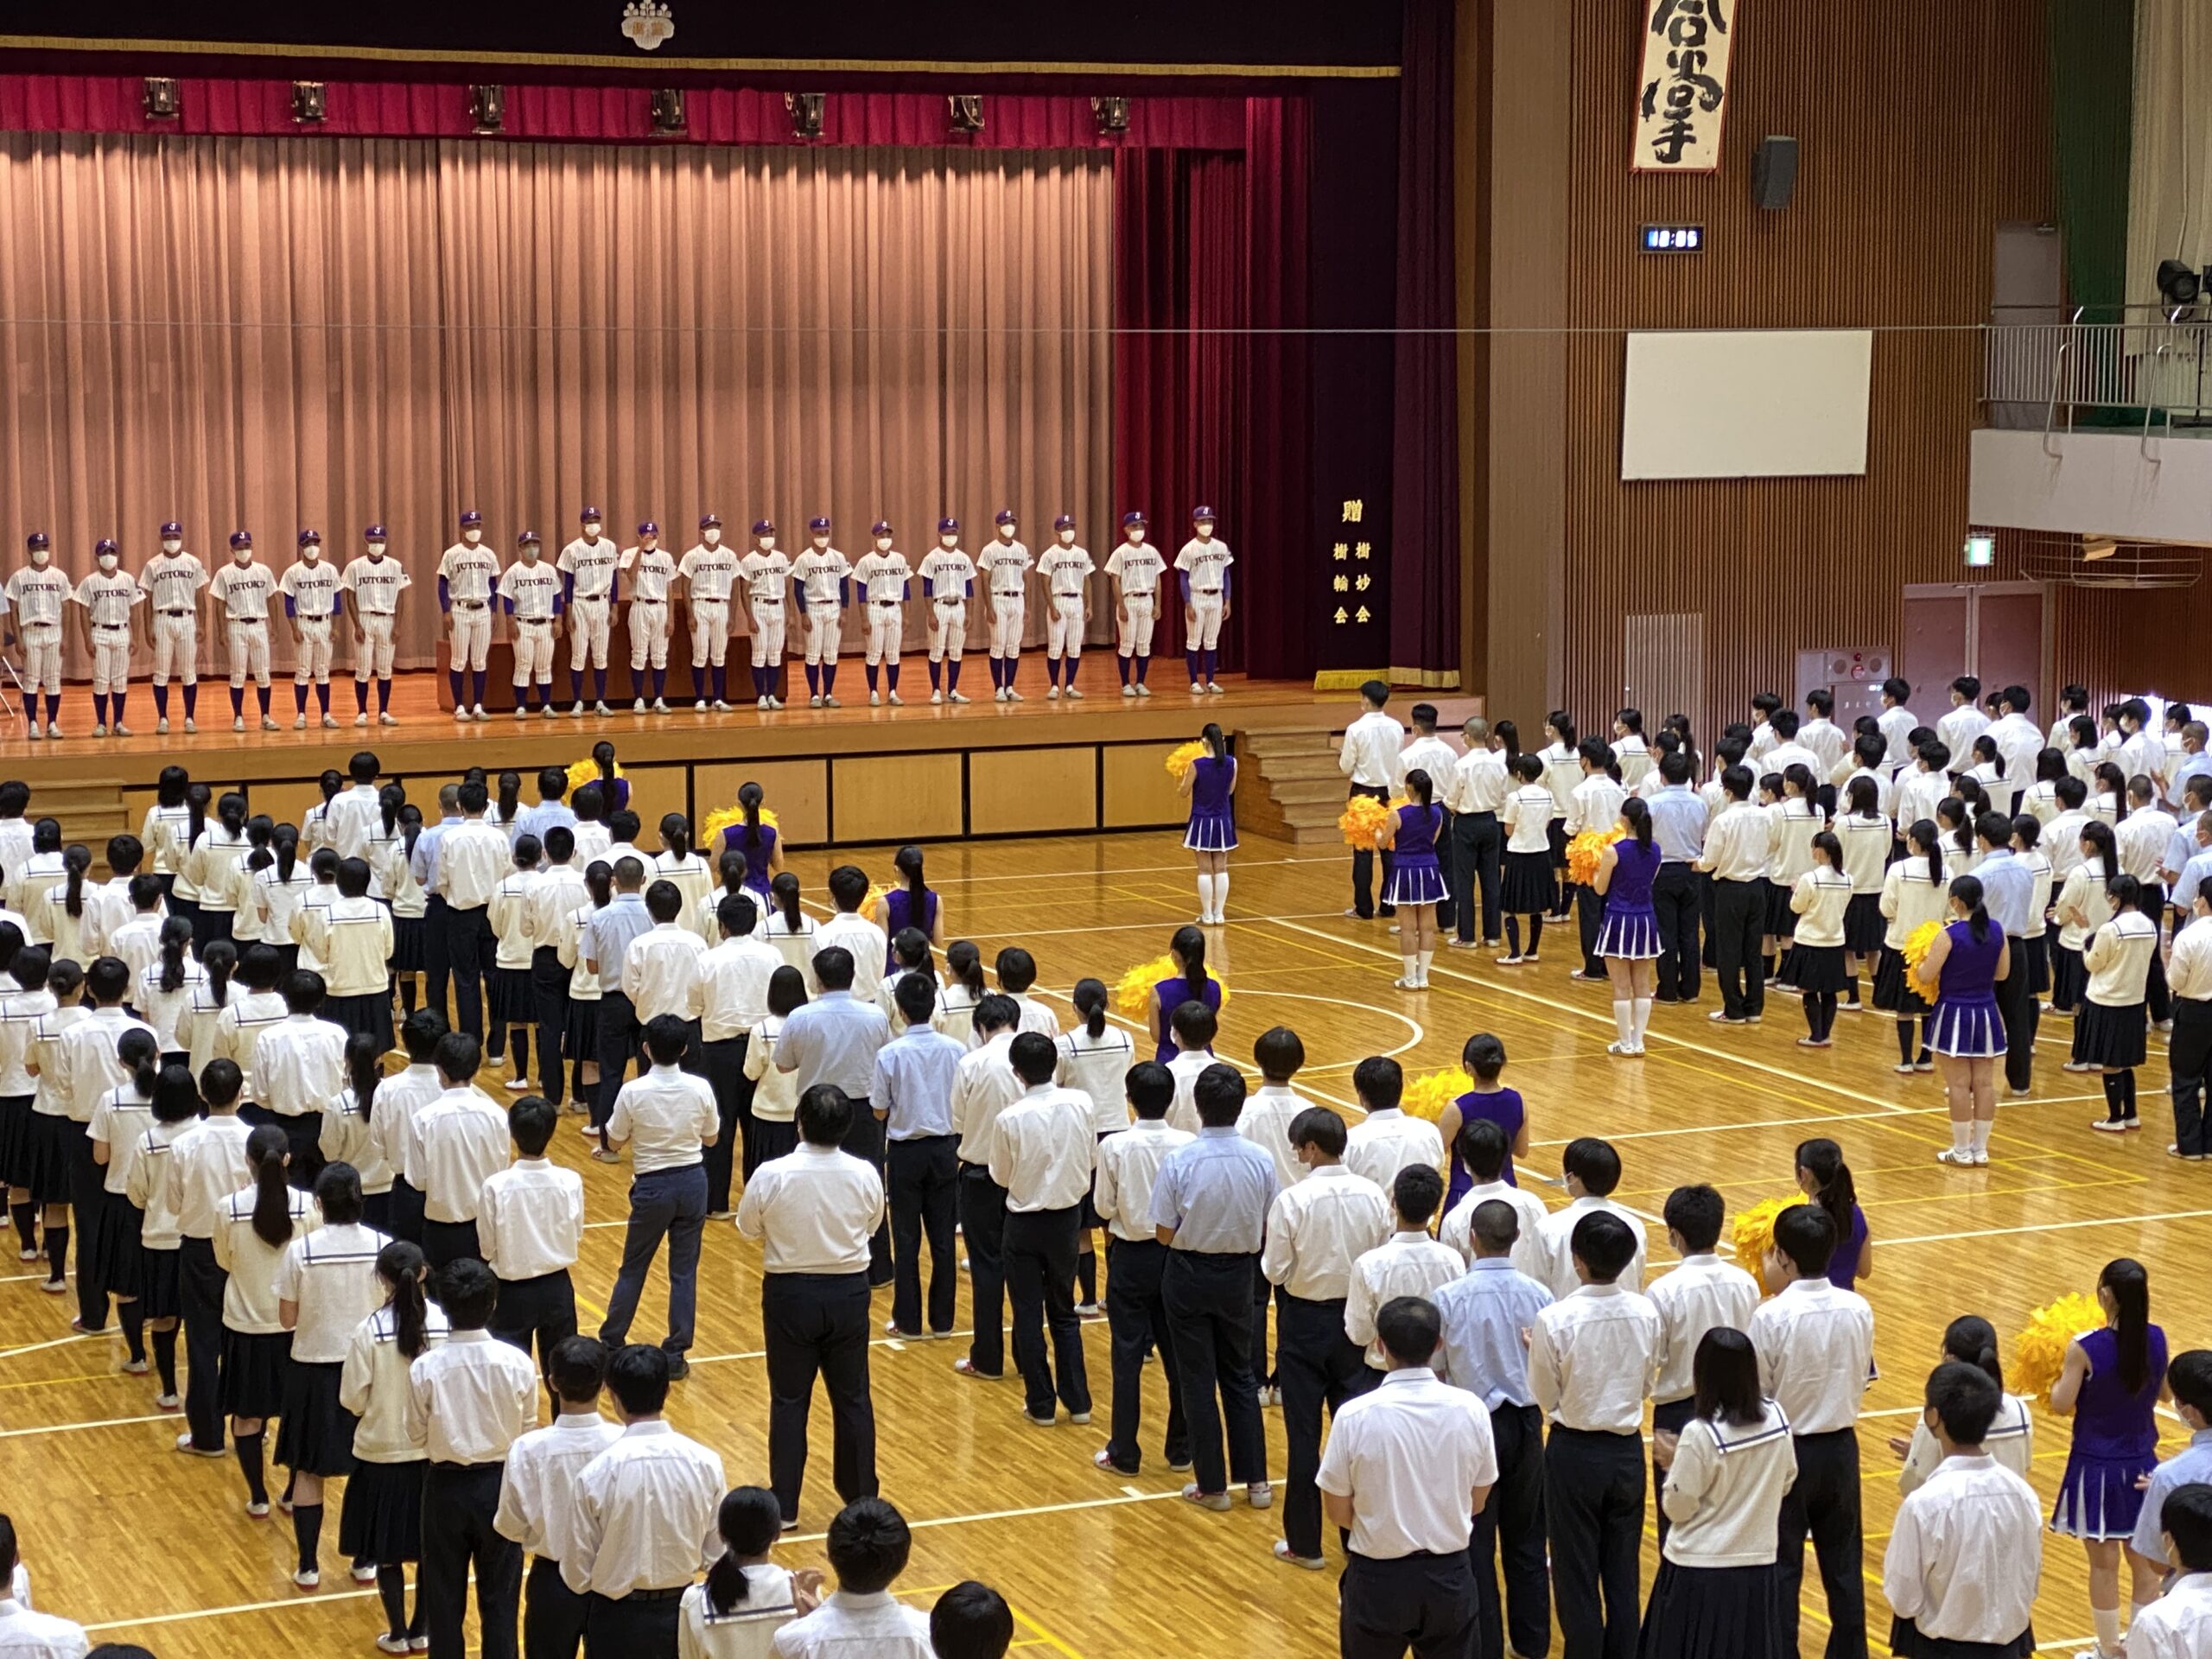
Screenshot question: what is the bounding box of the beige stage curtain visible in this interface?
[2126,0,2212,313]
[0,132,1112,673]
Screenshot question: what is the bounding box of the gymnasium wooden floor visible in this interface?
[3,828,2205,1657]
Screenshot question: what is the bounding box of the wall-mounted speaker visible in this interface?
[1751,136,1797,211]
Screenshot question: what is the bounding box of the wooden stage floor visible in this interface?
[3,827,2205,1657]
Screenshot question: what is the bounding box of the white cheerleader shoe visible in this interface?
[888,691,903,706]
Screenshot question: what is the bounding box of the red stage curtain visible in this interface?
[1238,95,1313,682]
[0,76,1245,149]
[1387,0,1460,683]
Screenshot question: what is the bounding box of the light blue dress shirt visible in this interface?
[873,1027,964,1140]
[2132,1425,2212,1563]
[2173,848,2212,914]
[583,893,654,994]
[409,813,461,894]
[1432,1256,1554,1409]
[512,801,578,849]
[1150,1127,1277,1254]
[778,988,892,1100]
[1974,847,2036,939]
[1645,785,1709,864]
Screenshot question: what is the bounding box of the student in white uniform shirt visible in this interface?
[1105,510,1166,695]
[409,1032,512,1269]
[813,868,888,998]
[1232,1026,1313,1195]
[1316,1295,1498,1659]
[1643,1185,1762,1545]
[1344,1164,1461,1375]
[1795,689,1847,775]
[1159,1013,1217,1135]
[474,1096,583,1363]
[1876,677,1920,776]
[1535,1137,1648,1300]
[216,1125,320,1519]
[1340,680,1407,920]
[1341,1057,1445,1194]
[2129,1484,2212,1659]
[677,515,741,712]
[139,522,207,735]
[620,883,710,1065]
[1881,1361,2044,1659]
[849,519,911,708]
[1750,1204,1876,1659]
[1446,717,1511,948]
[768,1498,932,1658]
[490,1334,619,1659]
[1260,1106,1390,1570]
[598,1018,717,1376]
[408,1257,539,1659]
[165,1052,251,1456]
[1888,1315,2034,1498]
[1610,707,1654,790]
[944,996,1022,1384]
[250,969,349,1183]
[620,523,678,711]
[564,1343,727,1657]
[0,1516,88,1659]
[679,1486,813,1659]
[873,975,966,1340]
[735,1084,887,1529]
[1642,1326,1798,1659]
[1086,1062,1194,1478]
[123,1061,198,1408]
[694,893,779,1214]
[1037,514,1093,699]
[988,1035,1098,1427]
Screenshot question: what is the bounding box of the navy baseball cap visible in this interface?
[459,510,482,528]
[752,518,775,536]
[1192,505,1217,522]
[871,519,893,537]
[995,509,1017,526]
[1122,511,1146,527]
[364,524,387,540]
[808,517,830,532]
[159,521,183,538]
[638,521,658,537]
[1053,514,1075,531]
[298,529,321,546]
[518,530,541,546]
[699,513,721,530]
[581,507,602,523]
[26,531,49,551]
[938,517,959,534]
[95,537,118,556]
[227,531,251,549]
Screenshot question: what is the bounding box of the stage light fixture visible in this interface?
[650,87,686,134]
[142,78,180,120]
[2158,258,2201,308]
[469,84,505,133]
[1091,95,1129,135]
[947,94,984,135]
[292,81,326,124]
[785,92,824,139]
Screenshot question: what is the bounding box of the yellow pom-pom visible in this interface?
[1339,795,1393,850]
[565,755,624,794]
[1731,1196,1799,1296]
[1402,1066,1473,1123]
[2012,1291,2106,1398]
[865,883,893,918]
[1904,918,1946,990]
[1166,741,1208,784]
[1566,825,1629,887]
[700,801,780,847]
[1113,955,1230,1020]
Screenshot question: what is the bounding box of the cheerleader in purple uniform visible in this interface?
[1376,770,1446,988]
[875,844,946,946]
[719,781,782,906]
[588,741,629,816]
[1919,874,2007,1166]
[1180,723,1237,925]
[1149,925,1222,1062]
[1592,798,1662,1056]
[2050,1258,2170,1659]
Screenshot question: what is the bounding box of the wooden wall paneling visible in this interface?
[969,747,1098,836]
[1101,742,1192,828]
[831,754,963,844]
[692,760,830,849]
[621,765,687,852]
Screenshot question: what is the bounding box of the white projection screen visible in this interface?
[1620,328,1874,480]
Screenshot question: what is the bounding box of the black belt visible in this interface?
[610,1586,687,1602]
[453,601,486,609]
[92,623,127,632]
[1194,588,1222,595]
[872,600,900,607]
[162,609,190,617]
[229,615,265,624]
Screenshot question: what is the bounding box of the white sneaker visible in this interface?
[1066,687,1084,699]
[1191,683,1205,695]
[1007,688,1024,702]
[652,699,670,713]
[594,701,613,715]
[380,712,398,726]
[1047,685,1060,700]
[294,715,308,730]
[183,716,197,733]
[24,724,41,741]
[572,702,588,718]
[1936,1147,1976,1166]
[1122,684,1135,697]
[810,695,823,709]
[931,690,944,705]
[870,691,881,706]
[712,700,734,713]
[353,712,368,727]
[1136,683,1152,696]
[92,723,108,738]
[321,714,338,729]
[156,717,169,734]
[262,715,281,730]
[1206,682,1224,694]
[541,706,558,719]
[759,696,772,710]
[888,691,903,706]
[293,1569,319,1592]
[633,697,647,713]
[823,695,840,708]
[767,697,784,709]
[232,716,245,733]
[512,707,527,721]
[114,721,134,734]
[950,690,969,703]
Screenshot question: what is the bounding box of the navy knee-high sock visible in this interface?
[231,685,245,717]
[44,1222,67,1285]
[293,1503,324,1574]
[152,1325,179,1395]
[236,1429,269,1504]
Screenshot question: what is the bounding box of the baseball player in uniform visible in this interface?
[1038,513,1095,700]
[206,531,280,731]
[917,517,975,705]
[500,531,564,718]
[438,510,499,721]
[739,518,791,709]
[139,522,206,734]
[73,538,143,736]
[1176,505,1235,696]
[280,529,343,728]
[852,518,912,707]
[4,533,72,739]
[558,506,619,715]
[1105,511,1166,696]
[340,524,410,727]
[979,508,1033,701]
[791,516,852,708]
[621,521,676,711]
[677,513,738,711]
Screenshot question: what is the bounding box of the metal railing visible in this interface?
[1984,309,2212,423]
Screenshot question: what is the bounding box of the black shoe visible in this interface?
[664,1353,690,1381]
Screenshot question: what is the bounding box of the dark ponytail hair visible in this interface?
[1906,818,1944,887]
[584,861,613,908]
[60,843,89,920]
[895,844,928,911]
[1171,925,1207,1003]
[30,817,59,855]
[1810,829,1842,871]
[718,849,747,896]
[1847,775,1880,820]
[315,1160,365,1226]
[1621,796,1652,849]
[377,1239,431,1361]
[1404,767,1435,809]
[1201,721,1227,762]
[772,871,803,933]
[1795,1137,1856,1254]
[217,791,247,837]
[274,827,299,884]
[380,781,405,839]
[118,1027,159,1099]
[1950,874,1991,942]
[245,1123,293,1247]
[1942,1313,2005,1390]
[498,771,523,822]
[1073,976,1109,1040]
[593,741,619,785]
[659,814,691,861]
[739,781,766,851]
[702,1486,786,1615]
[2080,819,2117,881]
[2095,760,2129,822]
[2107,872,2145,915]
[186,783,211,850]
[2100,1258,2153,1394]
[201,938,237,1005]
[156,765,190,810]
[346,1031,383,1123]
[947,940,985,998]
[1494,719,1521,767]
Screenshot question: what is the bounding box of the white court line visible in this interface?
[0,1333,95,1360]
[1878,1208,2212,1247]
[0,1411,171,1440]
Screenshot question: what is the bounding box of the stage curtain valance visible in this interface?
[0,131,1111,673]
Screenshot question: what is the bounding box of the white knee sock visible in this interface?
[1401,955,1419,983]
[1612,1000,1633,1045]
[1950,1119,1973,1154]
[1197,873,1215,917]
[1214,873,1229,918]
[1416,949,1433,987]
[1630,996,1652,1046]
[1969,1118,1993,1156]
[2094,1606,2121,1656]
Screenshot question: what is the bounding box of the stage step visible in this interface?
[29,783,133,873]
[1238,721,1351,844]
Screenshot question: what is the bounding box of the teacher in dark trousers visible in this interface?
[1972,812,2037,1096]
[1646,750,1709,1002]
[2169,883,2212,1160]
[1317,1295,1497,1659]
[1446,717,1509,950]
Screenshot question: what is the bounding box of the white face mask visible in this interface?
[997,528,1014,541]
[162,538,181,555]
[521,548,539,563]
[1058,529,1076,544]
[812,535,830,550]
[97,553,118,571]
[702,528,721,546]
[582,526,600,542]
[940,536,958,550]
[462,529,481,544]
[875,537,893,552]
[232,548,251,564]
[30,549,50,567]
[302,547,321,563]
[1195,525,1214,539]
[1126,527,1145,543]
[366,542,386,557]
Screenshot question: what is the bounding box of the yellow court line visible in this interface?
[1010,1606,1086,1658]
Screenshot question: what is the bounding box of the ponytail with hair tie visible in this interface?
[1073,977,1109,1040]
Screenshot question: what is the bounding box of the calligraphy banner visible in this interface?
[1632,0,1736,172]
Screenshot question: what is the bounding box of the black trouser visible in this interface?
[760,1269,877,1525]
[1713,877,1767,1020]
[839,1099,892,1285]
[958,1163,1008,1376]
[1160,1249,1266,1495]
[1996,934,2036,1092]
[1102,1236,1186,1472]
[1005,1204,1090,1421]
[2146,883,2174,1025]
[422,1461,521,1659]
[524,1554,587,1659]
[1777,1427,1866,1659]
[1340,1548,1479,1659]
[530,946,569,1106]
[1431,806,1457,932]
[1349,783,1396,917]
[446,903,493,1041]
[1452,810,1502,944]
[423,1217,480,1271]
[389,1177,427,1245]
[1651,1395,1695,1549]
[488,1268,577,1363]
[1275,1291,1375,1560]
[582,1588,683,1659]
[697,1034,750,1212]
[1545,1424,1643,1659]
[422,893,451,1024]
[67,1125,107,1331]
[2171,997,2212,1157]
[1575,880,1606,976]
[179,1234,228,1451]
[1471,1401,1548,1659]
[592,990,636,1128]
[1652,861,1702,999]
[886,1133,958,1335]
